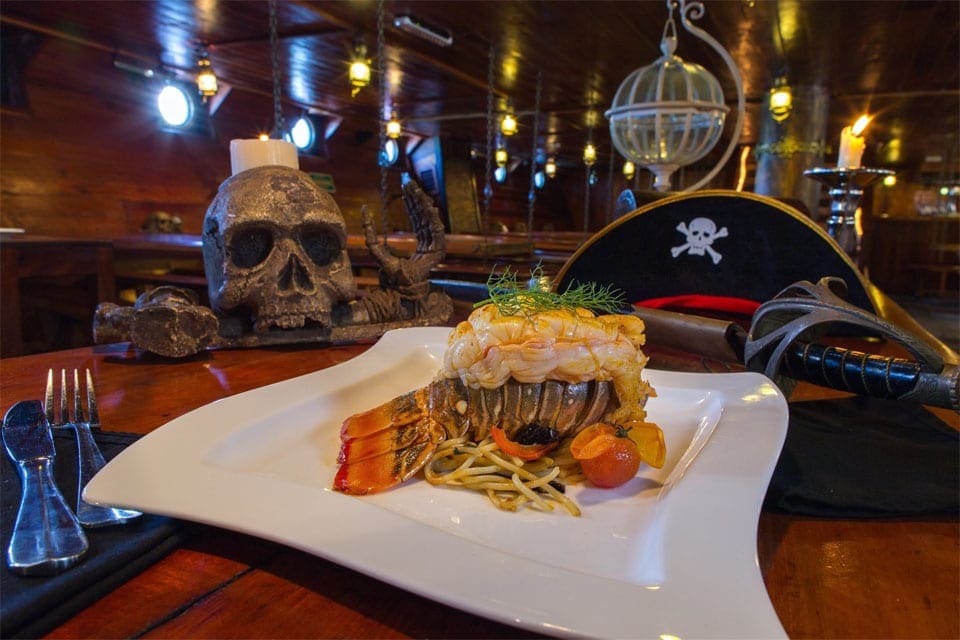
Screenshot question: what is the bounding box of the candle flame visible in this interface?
[851,115,871,137]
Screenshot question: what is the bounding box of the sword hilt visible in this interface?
[783,342,959,410]
[746,278,959,412]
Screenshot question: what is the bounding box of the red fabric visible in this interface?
[635,295,761,316]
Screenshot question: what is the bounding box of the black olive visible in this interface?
[515,423,560,445]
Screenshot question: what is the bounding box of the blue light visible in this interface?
[290,116,316,150]
[157,84,192,127]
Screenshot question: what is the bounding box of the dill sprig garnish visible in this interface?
[473,264,627,317]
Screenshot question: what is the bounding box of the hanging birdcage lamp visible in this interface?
[605,0,744,192]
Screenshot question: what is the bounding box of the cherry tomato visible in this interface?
[570,423,641,488]
[491,425,558,461]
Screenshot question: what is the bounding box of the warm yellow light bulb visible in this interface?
[350,60,371,88]
[196,58,218,97]
[544,157,557,178]
[495,147,509,167]
[768,77,792,122]
[501,112,518,136]
[622,161,635,179]
[386,113,401,139]
[583,143,597,166]
[883,174,897,187]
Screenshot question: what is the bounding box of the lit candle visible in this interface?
[230,138,299,176]
[837,115,871,169]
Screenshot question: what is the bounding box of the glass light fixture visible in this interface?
[583,142,597,167]
[157,83,193,127]
[386,111,402,139]
[500,102,518,136]
[605,0,744,192]
[494,165,507,183]
[622,161,636,179]
[495,146,509,167]
[195,47,218,99]
[768,76,792,122]
[544,156,557,178]
[349,42,371,97]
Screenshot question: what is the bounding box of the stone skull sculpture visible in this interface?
[202,165,358,332]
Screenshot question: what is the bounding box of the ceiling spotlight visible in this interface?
[501,102,518,136]
[195,46,218,99]
[157,82,194,128]
[583,142,597,167]
[386,111,402,139]
[290,116,315,150]
[544,157,557,178]
[768,76,792,122]
[622,161,636,180]
[349,41,371,97]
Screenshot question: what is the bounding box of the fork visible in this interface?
[45,368,142,527]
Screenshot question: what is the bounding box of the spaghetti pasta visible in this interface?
[424,436,583,516]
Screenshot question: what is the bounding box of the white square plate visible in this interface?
[86,327,788,638]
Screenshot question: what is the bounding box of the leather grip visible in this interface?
[783,343,920,398]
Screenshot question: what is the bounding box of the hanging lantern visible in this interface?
[349,42,371,97]
[605,0,744,192]
[544,156,557,178]
[583,142,597,167]
[495,146,509,167]
[768,76,793,122]
[195,47,218,99]
[501,102,518,136]
[386,111,402,139]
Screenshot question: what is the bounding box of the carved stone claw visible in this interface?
[94,286,218,358]
[364,179,446,293]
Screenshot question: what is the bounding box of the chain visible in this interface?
[606,143,615,225]
[583,123,593,232]
[269,0,284,139]
[375,0,389,239]
[483,43,495,240]
[526,71,542,244]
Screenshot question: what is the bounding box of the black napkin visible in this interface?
[1,429,191,639]
[764,396,960,517]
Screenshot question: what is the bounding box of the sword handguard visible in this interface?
[746,278,959,412]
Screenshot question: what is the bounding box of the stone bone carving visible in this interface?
[203,166,358,332]
[670,217,728,264]
[94,167,452,357]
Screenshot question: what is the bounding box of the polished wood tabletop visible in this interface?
[1,306,957,639]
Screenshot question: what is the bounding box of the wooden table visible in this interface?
[1,312,958,639]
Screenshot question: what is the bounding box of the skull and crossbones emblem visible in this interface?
[670,217,728,265]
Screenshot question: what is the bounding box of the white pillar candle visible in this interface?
[230,138,299,175]
[837,126,865,168]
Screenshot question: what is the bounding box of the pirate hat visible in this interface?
[554,190,876,316]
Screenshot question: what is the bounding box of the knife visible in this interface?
[632,278,959,412]
[3,400,88,575]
